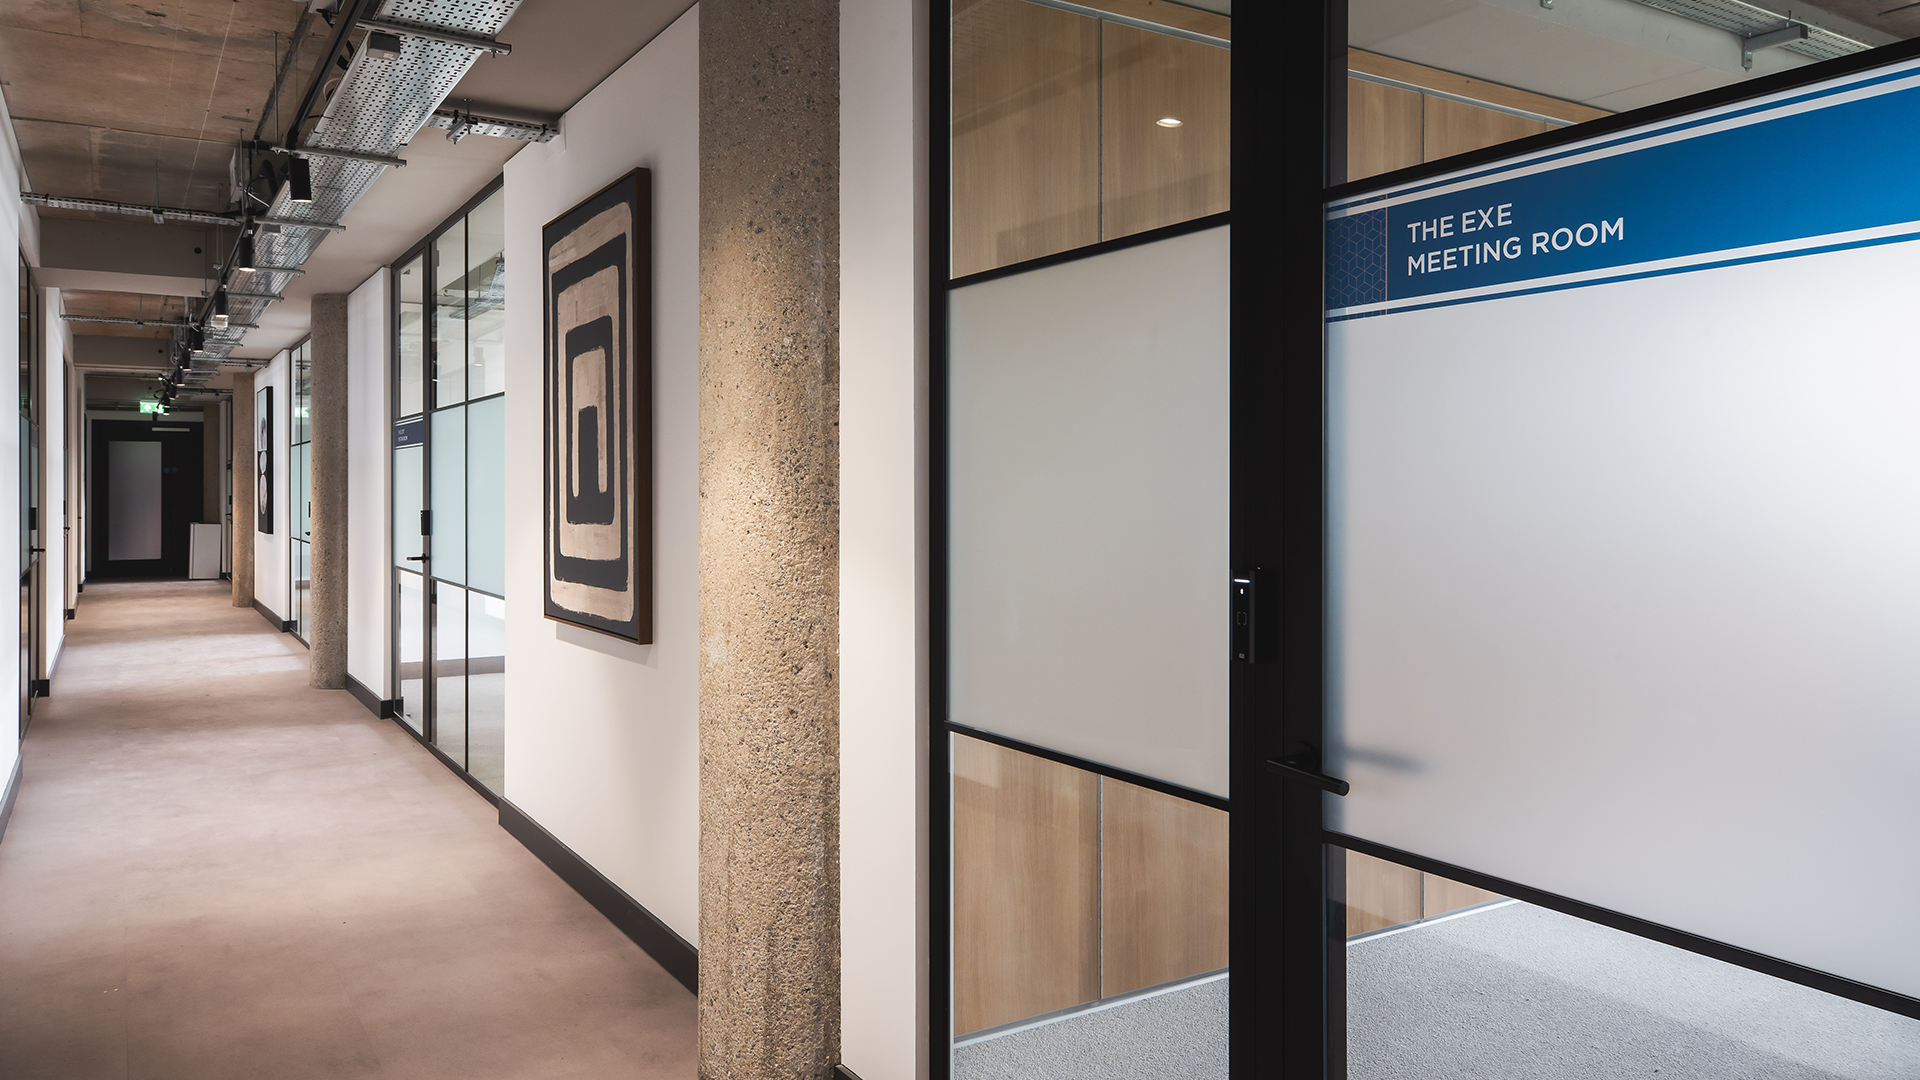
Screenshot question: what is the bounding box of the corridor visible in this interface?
[0,581,695,1079]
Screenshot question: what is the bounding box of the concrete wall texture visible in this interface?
[698,0,843,1075]
[308,295,349,689]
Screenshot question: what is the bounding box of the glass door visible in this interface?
[939,4,1233,1077]
[392,183,507,794]
[1268,6,1920,1077]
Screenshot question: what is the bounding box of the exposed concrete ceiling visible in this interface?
[2,0,696,362]
[0,0,320,208]
[61,289,188,338]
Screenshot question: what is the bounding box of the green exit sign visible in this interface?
[140,401,164,414]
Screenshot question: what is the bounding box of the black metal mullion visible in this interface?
[927,0,953,1070]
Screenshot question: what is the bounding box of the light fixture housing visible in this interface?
[365,31,404,62]
[235,234,256,273]
[211,290,229,330]
[286,156,313,204]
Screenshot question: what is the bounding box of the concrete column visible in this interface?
[308,295,348,688]
[698,0,842,1075]
[231,371,255,609]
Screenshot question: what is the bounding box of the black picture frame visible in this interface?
[541,169,653,644]
[256,385,274,535]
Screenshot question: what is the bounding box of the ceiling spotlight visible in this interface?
[235,234,256,273]
[187,326,205,352]
[1156,117,1183,128]
[365,31,403,62]
[211,290,229,330]
[286,156,313,204]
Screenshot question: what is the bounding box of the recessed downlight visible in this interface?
[1156,117,1183,128]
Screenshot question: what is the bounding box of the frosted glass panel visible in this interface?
[393,440,422,567]
[430,406,466,585]
[107,441,162,561]
[948,225,1230,796]
[1326,57,1920,1003]
[466,395,504,597]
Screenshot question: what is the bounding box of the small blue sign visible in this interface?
[394,417,424,449]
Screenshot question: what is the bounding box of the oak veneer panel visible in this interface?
[952,735,1101,1035]
[1072,0,1231,40]
[1100,778,1229,997]
[1347,77,1424,182]
[1424,872,1505,918]
[1346,848,1422,937]
[952,0,1100,277]
[1349,49,1610,126]
[1102,23,1231,241]
[1423,95,1551,164]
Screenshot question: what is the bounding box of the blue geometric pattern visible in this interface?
[1326,208,1388,311]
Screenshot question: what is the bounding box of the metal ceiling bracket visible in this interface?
[60,315,192,327]
[254,216,348,232]
[358,15,512,55]
[424,109,556,143]
[1744,22,1808,68]
[21,192,236,227]
[270,145,407,169]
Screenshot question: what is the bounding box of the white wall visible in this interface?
[0,84,35,793]
[500,6,701,945]
[252,349,290,621]
[40,289,65,679]
[347,269,391,697]
[840,0,929,1073]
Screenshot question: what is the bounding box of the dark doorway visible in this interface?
[89,419,204,578]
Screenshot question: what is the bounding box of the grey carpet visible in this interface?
[953,977,1229,1080]
[1351,902,1920,1080]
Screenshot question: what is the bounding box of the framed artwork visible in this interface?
[543,169,652,643]
[257,385,274,534]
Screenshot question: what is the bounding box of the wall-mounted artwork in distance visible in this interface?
[257,385,274,534]
[543,169,652,643]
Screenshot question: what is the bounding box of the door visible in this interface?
[88,421,204,579]
[1257,14,1920,1079]
[392,184,507,794]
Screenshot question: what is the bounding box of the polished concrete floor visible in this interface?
[0,580,695,1079]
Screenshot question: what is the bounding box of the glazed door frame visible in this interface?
[1260,12,1920,1080]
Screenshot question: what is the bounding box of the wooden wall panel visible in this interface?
[1101,23,1231,241]
[951,735,1101,1035]
[1350,49,1610,126]
[1423,95,1551,163]
[1424,872,1504,918]
[951,0,1100,278]
[1100,778,1229,997]
[1345,848,1423,936]
[1347,79,1423,182]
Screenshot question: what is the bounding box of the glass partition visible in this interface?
[946,5,1234,1070]
[951,0,1230,277]
[391,180,507,793]
[289,339,311,644]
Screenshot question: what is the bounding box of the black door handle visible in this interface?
[1265,756,1350,797]
[405,555,427,562]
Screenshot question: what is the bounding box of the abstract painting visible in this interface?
[257,385,274,534]
[543,169,652,642]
